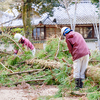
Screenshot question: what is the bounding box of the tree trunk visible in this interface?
[22,4,27,37]
[26,58,61,69]
[22,2,32,39]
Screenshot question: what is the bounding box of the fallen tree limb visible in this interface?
[86,66,100,82]
[62,57,72,67]
[26,58,62,69]
[6,69,43,76]
[0,62,14,73]
[70,91,86,97]
[32,67,45,75]
[89,60,100,62]
[44,54,52,59]
[5,79,46,86]
[35,74,47,78]
[26,58,100,82]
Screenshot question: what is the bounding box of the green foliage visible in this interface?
[91,0,99,3]
[44,65,72,86]
[87,86,98,93]
[0,35,100,99]
[0,74,7,85]
[37,96,53,100]
[11,28,24,35]
[36,37,71,62]
[21,50,33,61]
[0,27,9,33]
[7,55,20,66]
[32,0,60,16]
[91,0,99,8]
[87,92,100,100]
[7,50,32,66]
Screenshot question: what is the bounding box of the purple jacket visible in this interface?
[14,36,34,54]
[66,31,90,61]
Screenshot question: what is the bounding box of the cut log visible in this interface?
[86,66,100,82]
[26,58,62,69]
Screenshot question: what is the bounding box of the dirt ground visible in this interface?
[0,82,88,100]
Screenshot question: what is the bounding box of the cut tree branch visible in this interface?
[6,69,43,76]
[0,62,14,73]
[5,79,46,86]
[0,35,24,53]
[26,58,61,69]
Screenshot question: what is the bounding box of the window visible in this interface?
[75,26,93,38]
[33,27,44,40]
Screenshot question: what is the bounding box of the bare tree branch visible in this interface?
[0,14,21,26]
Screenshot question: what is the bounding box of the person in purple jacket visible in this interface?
[14,33,36,56]
[61,27,90,90]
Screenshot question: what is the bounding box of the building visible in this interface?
[33,1,99,41]
[0,1,99,42]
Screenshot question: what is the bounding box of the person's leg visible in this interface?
[73,58,82,79]
[31,48,36,56]
[80,54,89,88]
[73,59,81,90]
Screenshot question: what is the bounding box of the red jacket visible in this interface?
[66,31,90,61]
[14,36,34,54]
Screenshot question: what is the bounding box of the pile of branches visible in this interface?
[0,35,72,87]
[0,35,100,99]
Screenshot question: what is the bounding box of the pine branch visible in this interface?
[62,58,72,67]
[0,34,24,53]
[0,62,14,73]
[32,67,45,75]
[6,69,43,76]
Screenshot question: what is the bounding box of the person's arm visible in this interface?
[14,49,18,54]
[66,39,73,54]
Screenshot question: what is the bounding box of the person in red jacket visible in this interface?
[61,27,90,90]
[14,33,36,56]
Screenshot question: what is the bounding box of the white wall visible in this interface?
[0,44,14,52]
[86,42,98,51]
[0,42,99,52]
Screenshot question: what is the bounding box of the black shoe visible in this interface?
[74,78,80,90]
[80,79,83,88]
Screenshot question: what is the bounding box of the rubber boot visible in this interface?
[74,78,80,90]
[79,79,83,88]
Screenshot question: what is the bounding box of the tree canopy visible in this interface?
[0,0,60,38]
